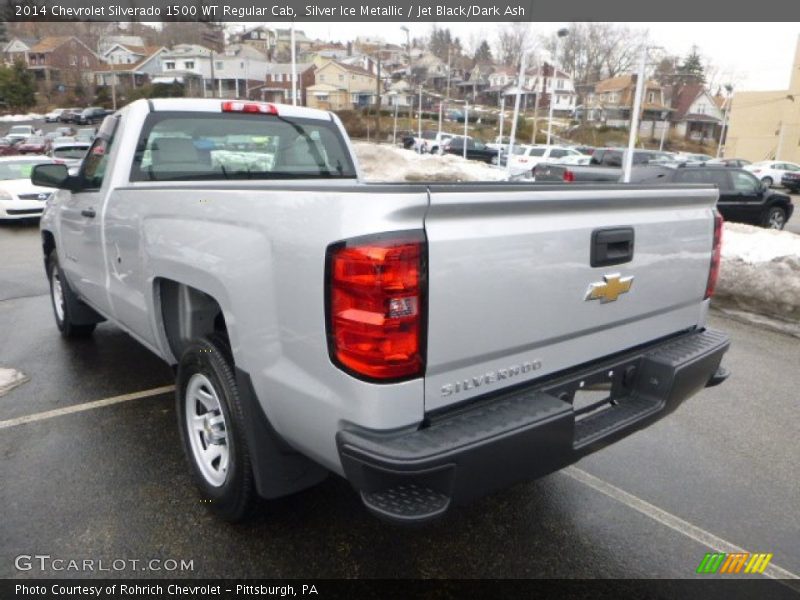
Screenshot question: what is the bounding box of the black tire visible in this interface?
[176,335,256,522]
[762,205,787,230]
[761,176,773,187]
[46,253,96,338]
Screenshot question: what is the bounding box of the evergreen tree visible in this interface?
[0,61,36,110]
[473,40,493,63]
[676,47,705,85]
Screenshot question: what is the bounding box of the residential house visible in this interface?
[274,29,313,61]
[97,35,147,57]
[155,44,268,99]
[256,63,316,105]
[306,60,378,110]
[235,26,277,61]
[2,37,38,66]
[725,34,800,162]
[523,64,577,115]
[383,79,416,108]
[95,46,168,92]
[585,74,671,136]
[25,36,103,91]
[457,63,493,101]
[670,83,724,142]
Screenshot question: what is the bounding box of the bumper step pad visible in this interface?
[361,484,450,522]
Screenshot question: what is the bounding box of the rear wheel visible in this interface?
[177,336,256,521]
[763,205,787,230]
[47,253,96,338]
[761,176,774,187]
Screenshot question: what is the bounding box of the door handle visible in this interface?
[81,208,96,218]
[591,227,635,267]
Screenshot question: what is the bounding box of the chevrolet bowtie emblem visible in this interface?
[585,273,634,303]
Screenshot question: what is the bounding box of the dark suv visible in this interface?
[76,107,109,125]
[630,165,794,229]
[442,137,499,163]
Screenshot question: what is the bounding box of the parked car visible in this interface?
[59,108,83,124]
[0,137,23,156]
[441,136,499,163]
[16,136,51,155]
[5,125,39,142]
[0,156,56,220]
[45,108,66,123]
[672,152,714,164]
[50,140,91,169]
[744,160,800,187]
[781,171,800,194]
[33,98,730,524]
[76,107,110,125]
[55,126,76,137]
[628,164,793,229]
[706,158,751,168]
[76,127,97,142]
[507,145,586,177]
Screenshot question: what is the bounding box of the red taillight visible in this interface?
[326,233,426,381]
[705,212,724,300]
[563,169,575,182]
[221,101,278,115]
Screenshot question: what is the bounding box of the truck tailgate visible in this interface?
[424,183,718,411]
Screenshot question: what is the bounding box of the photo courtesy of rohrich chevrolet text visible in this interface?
[0,0,798,597]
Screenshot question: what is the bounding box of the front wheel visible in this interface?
[177,336,256,521]
[763,205,787,230]
[47,253,96,338]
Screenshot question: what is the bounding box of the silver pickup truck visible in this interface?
[35,98,730,524]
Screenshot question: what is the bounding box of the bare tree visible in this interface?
[543,23,642,86]
[495,23,534,67]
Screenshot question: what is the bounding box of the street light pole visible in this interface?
[507,39,529,170]
[716,90,732,158]
[290,23,297,105]
[659,110,669,151]
[547,28,569,146]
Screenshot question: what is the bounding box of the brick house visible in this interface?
[256,63,316,105]
[26,36,104,93]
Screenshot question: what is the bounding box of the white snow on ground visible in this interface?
[354,142,507,182]
[0,113,44,122]
[355,144,800,331]
[715,223,800,331]
[0,368,29,397]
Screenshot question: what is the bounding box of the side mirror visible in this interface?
[31,163,75,191]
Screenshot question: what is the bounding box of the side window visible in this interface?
[603,151,622,167]
[730,171,760,193]
[550,149,567,158]
[80,119,117,190]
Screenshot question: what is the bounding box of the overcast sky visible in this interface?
[258,22,799,92]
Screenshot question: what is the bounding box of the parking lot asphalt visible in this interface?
[1,206,799,584]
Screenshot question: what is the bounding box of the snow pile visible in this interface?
[354,142,507,182]
[0,368,29,397]
[715,223,800,327]
[0,113,44,122]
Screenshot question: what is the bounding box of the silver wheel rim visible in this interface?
[185,373,230,487]
[768,210,785,229]
[51,268,65,322]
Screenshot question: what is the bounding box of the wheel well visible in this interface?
[42,230,55,264]
[158,279,228,363]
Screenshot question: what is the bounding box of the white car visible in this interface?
[45,109,66,123]
[50,140,91,170]
[507,145,586,177]
[6,125,40,142]
[414,131,464,154]
[0,156,57,220]
[744,160,800,187]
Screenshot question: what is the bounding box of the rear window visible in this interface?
[130,112,357,181]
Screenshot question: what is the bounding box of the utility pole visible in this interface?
[375,53,382,141]
[532,63,541,143]
[290,24,297,105]
[716,89,732,158]
[506,44,528,170]
[499,95,505,143]
[418,85,422,143]
[463,101,469,158]
[547,28,569,145]
[623,41,648,183]
[446,44,451,102]
[393,101,398,145]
